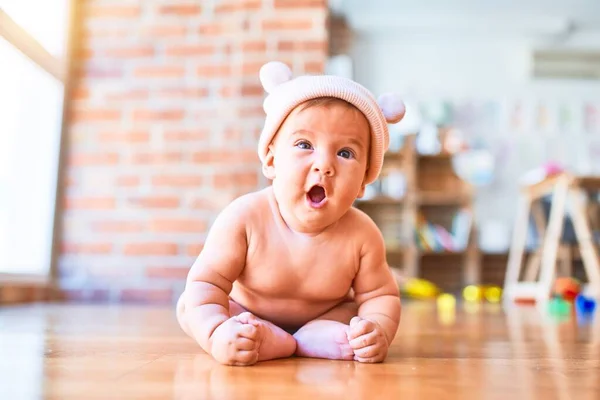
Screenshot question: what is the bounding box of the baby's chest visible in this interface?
[242,244,358,299]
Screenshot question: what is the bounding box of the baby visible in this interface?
[176,61,406,366]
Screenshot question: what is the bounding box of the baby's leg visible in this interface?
[176,293,296,364]
[293,301,358,361]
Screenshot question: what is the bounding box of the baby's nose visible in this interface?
[313,156,334,176]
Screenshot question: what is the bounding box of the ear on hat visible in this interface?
[377,93,405,124]
[260,61,293,93]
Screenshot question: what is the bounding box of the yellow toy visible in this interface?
[401,278,440,299]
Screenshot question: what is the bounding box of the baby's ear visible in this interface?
[357,184,366,199]
[262,144,276,180]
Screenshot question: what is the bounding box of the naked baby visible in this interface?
[177,61,406,366]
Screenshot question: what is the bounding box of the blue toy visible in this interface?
[575,294,597,314]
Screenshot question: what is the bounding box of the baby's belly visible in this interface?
[229,284,349,329]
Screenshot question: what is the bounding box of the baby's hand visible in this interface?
[210,312,263,366]
[347,316,389,363]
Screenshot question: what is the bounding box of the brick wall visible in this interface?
[59,0,329,303]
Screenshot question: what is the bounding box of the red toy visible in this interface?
[553,277,581,302]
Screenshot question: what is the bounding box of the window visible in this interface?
[0,1,72,277]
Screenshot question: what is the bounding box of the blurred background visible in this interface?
[2,0,600,304]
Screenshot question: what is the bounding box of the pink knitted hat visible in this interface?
[257,61,405,185]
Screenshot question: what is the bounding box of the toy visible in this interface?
[437,293,456,310]
[401,278,440,299]
[548,296,571,315]
[461,285,502,303]
[484,286,502,303]
[462,285,482,302]
[575,294,597,314]
[553,277,581,302]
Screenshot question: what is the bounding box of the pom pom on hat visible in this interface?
[378,93,406,124]
[259,61,293,93]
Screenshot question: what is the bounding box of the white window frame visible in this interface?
[0,2,77,287]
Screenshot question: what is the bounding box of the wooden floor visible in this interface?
[1,300,599,400]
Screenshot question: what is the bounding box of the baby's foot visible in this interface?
[347,316,389,363]
[210,312,296,366]
[293,320,355,360]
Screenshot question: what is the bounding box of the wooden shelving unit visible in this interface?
[355,134,481,292]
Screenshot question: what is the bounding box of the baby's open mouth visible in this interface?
[307,185,326,206]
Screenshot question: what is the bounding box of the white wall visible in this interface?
[336,1,600,249]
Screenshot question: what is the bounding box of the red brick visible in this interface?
[274,0,325,8]
[219,85,237,98]
[305,60,325,73]
[71,87,90,100]
[141,25,187,37]
[262,18,313,31]
[152,174,203,187]
[131,151,182,164]
[146,267,190,279]
[158,4,201,15]
[64,196,116,210]
[94,221,146,233]
[128,196,180,209]
[61,242,113,255]
[79,65,123,79]
[105,89,149,101]
[123,242,179,256]
[277,40,327,52]
[70,108,121,122]
[133,65,186,78]
[64,175,77,187]
[186,243,204,256]
[190,197,227,212]
[192,150,257,164]
[242,61,266,76]
[214,172,258,188]
[242,40,267,52]
[120,288,173,303]
[98,131,150,144]
[158,87,209,98]
[132,109,185,121]
[150,219,206,233]
[165,44,215,57]
[215,0,262,13]
[224,127,243,141]
[82,26,131,39]
[67,152,119,167]
[104,46,154,58]
[240,105,265,117]
[163,129,208,141]
[77,48,94,59]
[197,65,232,78]
[88,5,141,18]
[116,175,141,187]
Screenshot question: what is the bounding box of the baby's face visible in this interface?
[265,100,370,233]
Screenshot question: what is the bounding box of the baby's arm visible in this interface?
[182,198,249,353]
[349,220,401,360]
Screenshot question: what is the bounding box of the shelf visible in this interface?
[355,196,406,206]
[417,191,471,206]
[419,250,466,256]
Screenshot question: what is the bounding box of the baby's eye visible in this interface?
[296,141,312,150]
[338,149,354,159]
